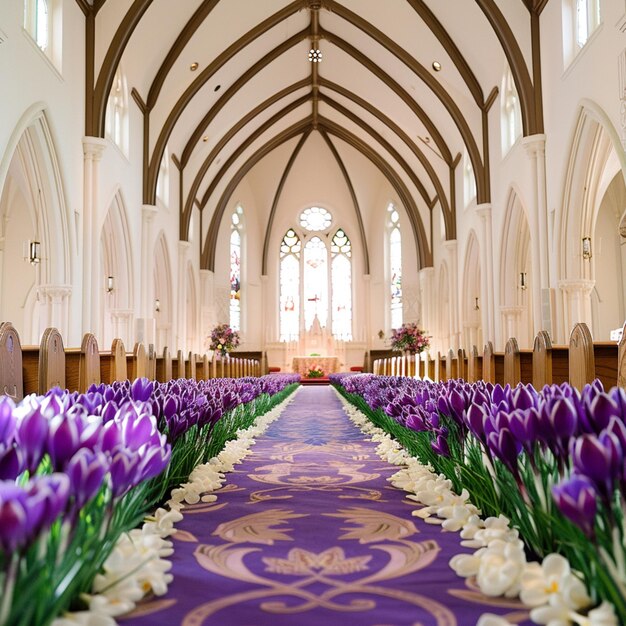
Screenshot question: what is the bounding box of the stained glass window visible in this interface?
[389,206,403,330]
[35,0,48,50]
[304,236,328,330]
[331,229,352,339]
[300,206,332,232]
[229,207,243,331]
[501,65,522,155]
[280,229,301,340]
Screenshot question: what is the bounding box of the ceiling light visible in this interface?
[202,136,209,142]
[308,49,323,63]
[432,61,441,72]
[214,84,221,92]
[190,62,199,71]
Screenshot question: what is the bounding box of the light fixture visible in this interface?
[474,297,480,311]
[582,237,592,260]
[202,136,209,142]
[432,61,442,71]
[190,62,199,71]
[26,240,41,265]
[214,84,221,92]
[155,298,161,313]
[106,276,115,293]
[308,48,323,62]
[519,272,527,290]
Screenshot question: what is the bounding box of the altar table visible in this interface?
[292,356,340,376]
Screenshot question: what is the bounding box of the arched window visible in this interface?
[25,0,57,60]
[229,206,243,331]
[279,229,301,340]
[575,0,601,49]
[463,152,476,206]
[279,208,353,341]
[304,236,328,330]
[501,64,522,155]
[105,67,129,155]
[331,229,352,340]
[388,204,403,330]
[156,149,170,206]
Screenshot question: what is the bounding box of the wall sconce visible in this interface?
[106,276,115,293]
[473,297,480,311]
[155,298,161,313]
[519,272,527,290]
[582,237,592,260]
[25,240,41,265]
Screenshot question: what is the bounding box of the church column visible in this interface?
[81,137,107,335]
[500,305,524,342]
[477,204,495,342]
[558,279,594,334]
[137,205,158,345]
[363,274,371,348]
[261,275,269,345]
[39,285,72,337]
[199,269,214,350]
[177,241,190,352]
[443,240,459,350]
[523,134,550,334]
[419,267,435,341]
[110,309,133,347]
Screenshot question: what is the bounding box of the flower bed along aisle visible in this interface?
[0,373,299,626]
[330,372,622,626]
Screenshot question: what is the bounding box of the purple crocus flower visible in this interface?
[66,448,109,510]
[0,397,17,443]
[571,433,622,499]
[17,407,49,473]
[0,444,24,480]
[108,448,141,498]
[131,378,154,403]
[552,473,598,538]
[488,427,522,481]
[431,433,450,457]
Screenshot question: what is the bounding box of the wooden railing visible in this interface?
[0,322,263,401]
[370,322,626,391]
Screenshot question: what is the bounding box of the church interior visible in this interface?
[2,1,626,625]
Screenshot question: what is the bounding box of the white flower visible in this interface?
[581,602,619,626]
[475,539,527,597]
[143,507,184,537]
[520,554,591,611]
[450,552,482,577]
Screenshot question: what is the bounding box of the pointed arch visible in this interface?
[100,189,134,347]
[462,230,482,351]
[153,231,173,352]
[0,105,72,341]
[499,187,532,347]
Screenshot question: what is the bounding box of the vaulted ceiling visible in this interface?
[77,0,547,272]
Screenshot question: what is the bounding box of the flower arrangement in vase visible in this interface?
[209,323,240,357]
[306,365,325,378]
[389,322,430,354]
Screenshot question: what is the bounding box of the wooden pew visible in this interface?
[128,342,147,380]
[503,337,533,386]
[156,346,172,383]
[147,343,156,381]
[619,322,626,389]
[64,333,101,393]
[186,351,197,380]
[101,338,127,384]
[446,349,458,380]
[31,327,65,394]
[427,352,435,380]
[482,342,496,384]
[569,323,595,390]
[0,322,24,401]
[467,345,482,383]
[532,331,569,388]
[457,348,467,380]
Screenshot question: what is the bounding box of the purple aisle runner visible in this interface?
[122,387,531,626]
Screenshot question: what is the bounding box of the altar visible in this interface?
[292,356,340,377]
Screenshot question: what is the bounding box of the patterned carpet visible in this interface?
[122,386,531,626]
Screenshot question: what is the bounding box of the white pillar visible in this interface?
[363,274,371,349]
[419,267,435,337]
[38,285,72,338]
[523,134,551,334]
[477,204,495,342]
[199,269,214,351]
[261,274,269,347]
[81,137,107,335]
[177,240,191,351]
[558,279,594,334]
[500,305,524,343]
[443,239,459,349]
[136,205,158,345]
